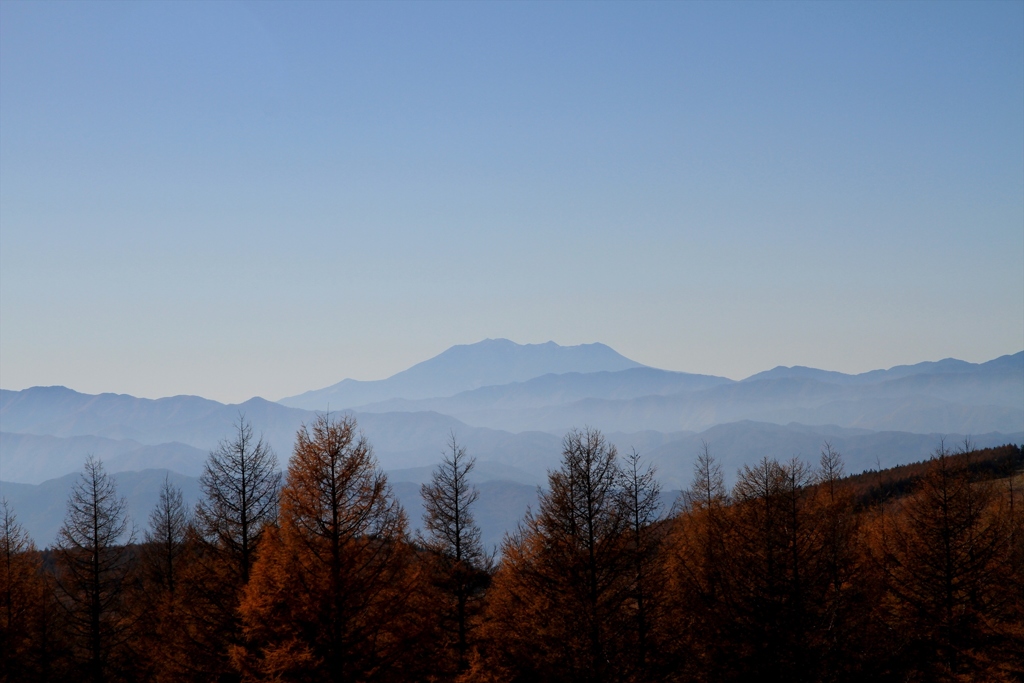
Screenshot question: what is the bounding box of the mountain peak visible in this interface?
[279,339,645,410]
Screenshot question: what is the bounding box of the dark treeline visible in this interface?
[2,416,1022,682]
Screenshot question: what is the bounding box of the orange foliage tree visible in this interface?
[664,442,732,679]
[180,417,281,681]
[668,444,879,682]
[478,428,639,683]
[873,442,1023,680]
[234,414,430,682]
[136,476,193,682]
[1,499,62,682]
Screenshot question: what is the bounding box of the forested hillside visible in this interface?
[2,417,1020,682]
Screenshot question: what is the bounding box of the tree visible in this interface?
[874,441,1020,680]
[481,428,633,683]
[674,441,730,600]
[143,475,189,598]
[809,444,872,682]
[184,417,281,679]
[195,415,280,585]
[666,441,733,681]
[618,448,665,679]
[714,455,819,682]
[137,475,192,682]
[1,499,43,681]
[420,432,489,674]
[235,413,425,682]
[54,456,135,683]
[675,442,730,601]
[0,501,70,683]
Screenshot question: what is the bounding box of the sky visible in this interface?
[1,1,1022,404]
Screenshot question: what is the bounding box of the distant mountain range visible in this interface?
[345,349,1024,435]
[2,339,1021,548]
[0,431,208,483]
[278,339,645,410]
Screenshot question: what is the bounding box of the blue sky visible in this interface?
[1,1,1022,403]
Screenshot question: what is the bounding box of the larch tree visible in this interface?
[725,455,819,682]
[675,440,730,583]
[143,474,189,598]
[1,499,45,682]
[618,448,665,679]
[810,443,872,681]
[481,428,632,683]
[54,456,136,683]
[666,441,733,681]
[195,415,280,585]
[138,475,192,682]
[187,416,280,680]
[420,431,489,675]
[235,413,425,682]
[675,442,730,602]
[875,441,1020,680]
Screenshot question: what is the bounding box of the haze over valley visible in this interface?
[3,339,1021,547]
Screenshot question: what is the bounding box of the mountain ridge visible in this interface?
[3,346,1020,488]
[743,351,1022,384]
[278,338,646,410]
[346,358,1023,435]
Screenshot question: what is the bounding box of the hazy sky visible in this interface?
[1,1,1022,404]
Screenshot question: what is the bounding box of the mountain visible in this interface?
[742,352,1022,385]
[345,354,1024,435]
[278,339,646,410]
[2,348,1020,492]
[5,345,1020,557]
[0,386,316,457]
[352,366,733,414]
[361,380,1022,436]
[0,386,568,480]
[0,432,208,484]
